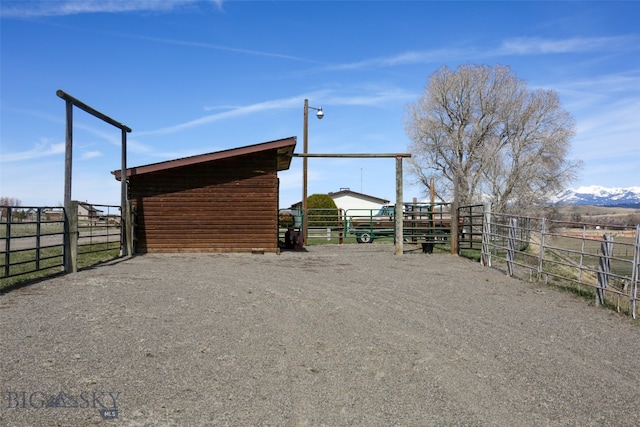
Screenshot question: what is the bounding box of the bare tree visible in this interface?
[0,196,22,221]
[405,64,581,214]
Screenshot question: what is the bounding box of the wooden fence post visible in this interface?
[480,203,492,267]
[338,209,344,245]
[537,218,547,281]
[394,155,403,256]
[4,208,12,277]
[631,225,639,319]
[67,200,79,273]
[596,234,613,306]
[507,217,517,277]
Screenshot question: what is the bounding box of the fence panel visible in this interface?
[77,204,122,256]
[480,210,639,318]
[458,204,485,251]
[1,202,123,290]
[307,208,344,245]
[1,206,65,282]
[343,203,455,246]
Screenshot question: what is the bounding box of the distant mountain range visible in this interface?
[551,186,640,208]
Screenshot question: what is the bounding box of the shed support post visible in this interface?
[121,127,130,257]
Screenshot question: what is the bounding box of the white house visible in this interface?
[77,202,103,220]
[289,188,389,224]
[327,188,389,216]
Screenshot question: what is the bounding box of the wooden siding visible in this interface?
[130,152,280,253]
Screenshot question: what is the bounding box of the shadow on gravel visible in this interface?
[0,255,133,295]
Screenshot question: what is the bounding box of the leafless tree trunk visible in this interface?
[406,64,581,214]
[0,196,22,221]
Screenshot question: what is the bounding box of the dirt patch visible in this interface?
[1,244,638,426]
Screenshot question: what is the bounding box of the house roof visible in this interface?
[78,202,100,213]
[112,137,297,180]
[290,189,389,209]
[328,189,390,204]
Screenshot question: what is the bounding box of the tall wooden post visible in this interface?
[68,200,78,273]
[302,99,309,245]
[63,100,73,273]
[121,128,129,256]
[451,171,459,255]
[395,155,403,256]
[430,177,435,204]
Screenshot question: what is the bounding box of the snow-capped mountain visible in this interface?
[551,186,640,207]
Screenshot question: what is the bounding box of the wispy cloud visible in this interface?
[140,87,412,137]
[324,36,638,72]
[325,48,475,71]
[0,139,65,163]
[323,86,415,107]
[81,150,103,160]
[138,95,306,137]
[109,33,318,63]
[497,36,637,55]
[0,0,222,18]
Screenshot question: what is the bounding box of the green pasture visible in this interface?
[0,242,120,291]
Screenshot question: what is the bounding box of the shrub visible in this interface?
[306,194,340,227]
[279,212,295,228]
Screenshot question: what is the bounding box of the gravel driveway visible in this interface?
[1,244,638,426]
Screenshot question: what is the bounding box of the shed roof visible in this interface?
[112,137,296,180]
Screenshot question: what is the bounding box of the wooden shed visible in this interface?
[113,137,296,254]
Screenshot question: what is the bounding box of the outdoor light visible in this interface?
[302,99,324,244]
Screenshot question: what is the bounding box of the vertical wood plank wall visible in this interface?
[130,152,279,253]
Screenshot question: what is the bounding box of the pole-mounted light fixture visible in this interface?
[312,106,324,120]
[302,99,324,245]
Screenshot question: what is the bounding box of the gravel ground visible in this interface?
[1,244,638,426]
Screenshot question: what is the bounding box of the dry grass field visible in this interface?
[550,205,640,226]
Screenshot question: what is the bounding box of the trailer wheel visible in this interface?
[356,232,373,244]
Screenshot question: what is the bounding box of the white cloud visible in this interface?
[81,150,103,160]
[497,36,636,55]
[0,139,65,163]
[325,48,474,71]
[0,0,222,18]
[323,36,638,72]
[110,33,316,63]
[140,87,411,137]
[137,95,305,137]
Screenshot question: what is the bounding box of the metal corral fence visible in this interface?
[458,204,485,251]
[280,204,464,247]
[1,202,122,288]
[344,203,456,246]
[278,208,345,247]
[1,206,66,280]
[77,203,122,257]
[480,205,639,318]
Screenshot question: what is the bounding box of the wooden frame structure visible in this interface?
[292,153,411,255]
[57,90,132,272]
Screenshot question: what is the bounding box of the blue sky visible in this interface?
[1,0,638,208]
